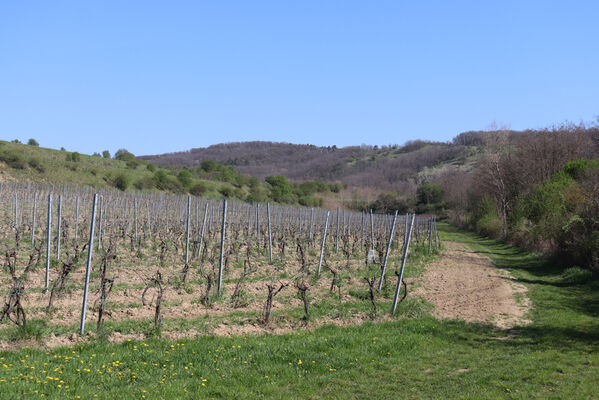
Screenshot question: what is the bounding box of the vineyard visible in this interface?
[0,182,439,347]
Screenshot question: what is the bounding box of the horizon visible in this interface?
[2,1,598,156]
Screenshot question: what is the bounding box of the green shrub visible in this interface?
[0,150,27,169]
[102,150,111,158]
[219,186,233,197]
[28,157,45,173]
[189,181,209,196]
[266,175,294,203]
[562,159,599,179]
[126,159,139,169]
[561,267,593,284]
[27,138,39,146]
[329,183,343,193]
[113,173,130,191]
[177,169,193,188]
[153,170,183,192]
[66,152,81,162]
[134,176,155,190]
[199,160,218,172]
[417,183,444,205]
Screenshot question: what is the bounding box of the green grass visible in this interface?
[0,224,597,398]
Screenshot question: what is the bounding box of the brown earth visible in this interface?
[413,241,531,329]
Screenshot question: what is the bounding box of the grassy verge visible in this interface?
[0,224,597,399]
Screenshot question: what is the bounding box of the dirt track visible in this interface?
[413,241,531,329]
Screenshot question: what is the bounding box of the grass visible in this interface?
[0,224,597,398]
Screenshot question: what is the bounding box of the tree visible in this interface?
[114,149,135,162]
[474,134,514,238]
[199,160,218,173]
[27,139,39,146]
[102,150,111,159]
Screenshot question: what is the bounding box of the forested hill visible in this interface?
[140,140,476,192]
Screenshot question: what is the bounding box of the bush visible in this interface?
[0,150,27,169]
[27,138,39,146]
[199,160,218,173]
[219,186,234,197]
[266,175,294,203]
[113,173,130,191]
[66,152,81,162]
[561,267,593,284]
[126,159,139,169]
[102,150,111,159]
[329,183,343,193]
[371,192,410,213]
[417,183,444,205]
[177,169,193,188]
[189,181,209,196]
[28,157,45,173]
[146,163,156,172]
[153,170,183,192]
[133,176,155,190]
[298,195,322,207]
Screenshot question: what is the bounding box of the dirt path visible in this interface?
[413,241,531,329]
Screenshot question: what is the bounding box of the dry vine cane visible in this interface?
[262,281,288,325]
[142,271,165,330]
[47,258,76,314]
[296,240,308,274]
[95,246,117,330]
[394,271,408,304]
[295,278,310,321]
[364,276,378,318]
[0,246,41,326]
[231,256,256,308]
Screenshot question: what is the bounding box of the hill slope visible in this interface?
[140,140,477,192]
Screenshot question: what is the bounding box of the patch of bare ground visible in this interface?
[413,241,531,329]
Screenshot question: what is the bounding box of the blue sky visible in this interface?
[1,1,597,156]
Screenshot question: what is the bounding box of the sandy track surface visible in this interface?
[414,241,531,329]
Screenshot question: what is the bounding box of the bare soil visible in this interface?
[413,241,531,329]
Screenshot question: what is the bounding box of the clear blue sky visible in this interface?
[1,1,598,156]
